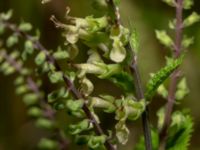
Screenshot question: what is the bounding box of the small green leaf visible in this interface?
[22,93,38,106]
[155,30,174,48]
[66,99,84,112]
[162,0,176,7]
[89,96,116,113]
[145,56,183,100]
[14,76,25,85]
[157,84,168,98]
[27,107,43,117]
[88,135,106,149]
[53,47,69,60]
[24,40,34,54]
[19,22,32,32]
[48,71,63,83]
[16,85,28,95]
[35,51,46,66]
[69,119,91,135]
[6,35,18,47]
[79,77,94,97]
[183,12,200,27]
[183,0,194,9]
[182,36,194,48]
[0,10,13,21]
[48,87,68,103]
[38,138,58,150]
[175,77,189,101]
[36,118,54,130]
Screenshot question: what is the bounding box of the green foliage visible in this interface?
[166,111,193,150]
[35,51,46,66]
[6,35,19,47]
[69,119,92,135]
[145,56,183,100]
[38,138,58,150]
[155,30,173,48]
[135,129,159,150]
[19,22,32,32]
[36,118,55,130]
[129,27,139,54]
[0,0,198,149]
[183,12,200,28]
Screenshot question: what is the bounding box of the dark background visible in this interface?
[0,0,200,150]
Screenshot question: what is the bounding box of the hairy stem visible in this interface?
[1,21,116,150]
[159,0,183,149]
[105,0,152,149]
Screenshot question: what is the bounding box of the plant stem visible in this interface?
[1,21,116,150]
[105,0,152,149]
[127,45,153,150]
[159,0,183,149]
[0,50,69,149]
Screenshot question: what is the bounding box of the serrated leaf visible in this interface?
[145,56,183,100]
[166,112,193,150]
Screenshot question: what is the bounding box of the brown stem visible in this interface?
[106,0,121,26]
[1,21,116,150]
[159,0,183,149]
[127,45,152,150]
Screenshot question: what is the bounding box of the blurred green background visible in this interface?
[0,0,200,150]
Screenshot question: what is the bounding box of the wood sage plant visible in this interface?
[0,0,199,150]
